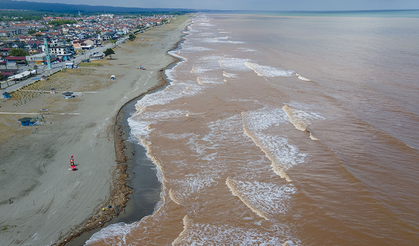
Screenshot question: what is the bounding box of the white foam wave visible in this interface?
[198,23,215,27]
[165,66,178,83]
[182,46,213,52]
[173,216,300,245]
[199,32,215,36]
[202,38,232,44]
[257,133,307,170]
[182,114,251,169]
[205,114,248,144]
[160,133,195,140]
[134,83,202,112]
[227,178,297,219]
[220,57,251,71]
[170,174,219,203]
[223,71,238,78]
[238,47,257,52]
[85,222,133,246]
[242,108,307,181]
[197,76,224,84]
[228,40,245,44]
[192,65,216,74]
[168,50,188,61]
[129,109,190,141]
[242,107,289,131]
[127,117,152,138]
[192,55,224,73]
[295,73,312,81]
[282,104,325,132]
[245,61,295,77]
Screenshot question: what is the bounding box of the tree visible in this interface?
[48,20,76,26]
[109,38,117,47]
[9,48,29,56]
[128,33,136,41]
[104,48,115,60]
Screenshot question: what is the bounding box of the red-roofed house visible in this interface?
[18,36,32,42]
[0,30,9,37]
[0,48,11,57]
[5,56,27,65]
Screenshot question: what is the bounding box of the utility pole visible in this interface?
[44,38,52,69]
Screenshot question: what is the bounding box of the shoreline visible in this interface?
[58,22,190,245]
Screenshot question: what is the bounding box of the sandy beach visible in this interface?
[0,15,190,246]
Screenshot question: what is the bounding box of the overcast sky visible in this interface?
[20,0,419,11]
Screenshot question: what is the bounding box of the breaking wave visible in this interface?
[226,177,297,220]
[173,215,300,245]
[245,61,295,77]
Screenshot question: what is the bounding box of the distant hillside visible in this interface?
[0,0,194,13]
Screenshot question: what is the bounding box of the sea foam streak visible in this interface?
[226,177,296,220]
[295,73,312,81]
[169,173,220,204]
[173,215,299,245]
[242,108,307,181]
[85,222,133,245]
[282,104,324,134]
[245,61,295,77]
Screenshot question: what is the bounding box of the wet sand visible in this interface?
[66,58,185,246]
[0,15,191,246]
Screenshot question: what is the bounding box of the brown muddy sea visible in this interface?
[87,13,419,245]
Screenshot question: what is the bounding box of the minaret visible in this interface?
[44,38,52,69]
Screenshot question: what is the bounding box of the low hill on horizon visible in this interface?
[0,0,194,13]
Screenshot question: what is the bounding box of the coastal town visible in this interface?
[0,13,172,85]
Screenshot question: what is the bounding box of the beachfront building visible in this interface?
[0,28,24,37]
[101,31,118,41]
[40,43,74,61]
[116,27,130,35]
[0,68,18,78]
[73,39,97,51]
[4,56,27,65]
[0,48,11,57]
[26,53,58,64]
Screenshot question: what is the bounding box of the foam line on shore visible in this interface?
[172,215,192,245]
[172,214,297,245]
[241,112,292,182]
[68,17,194,246]
[295,73,312,81]
[282,105,309,132]
[226,177,269,220]
[223,71,237,78]
[245,61,295,77]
